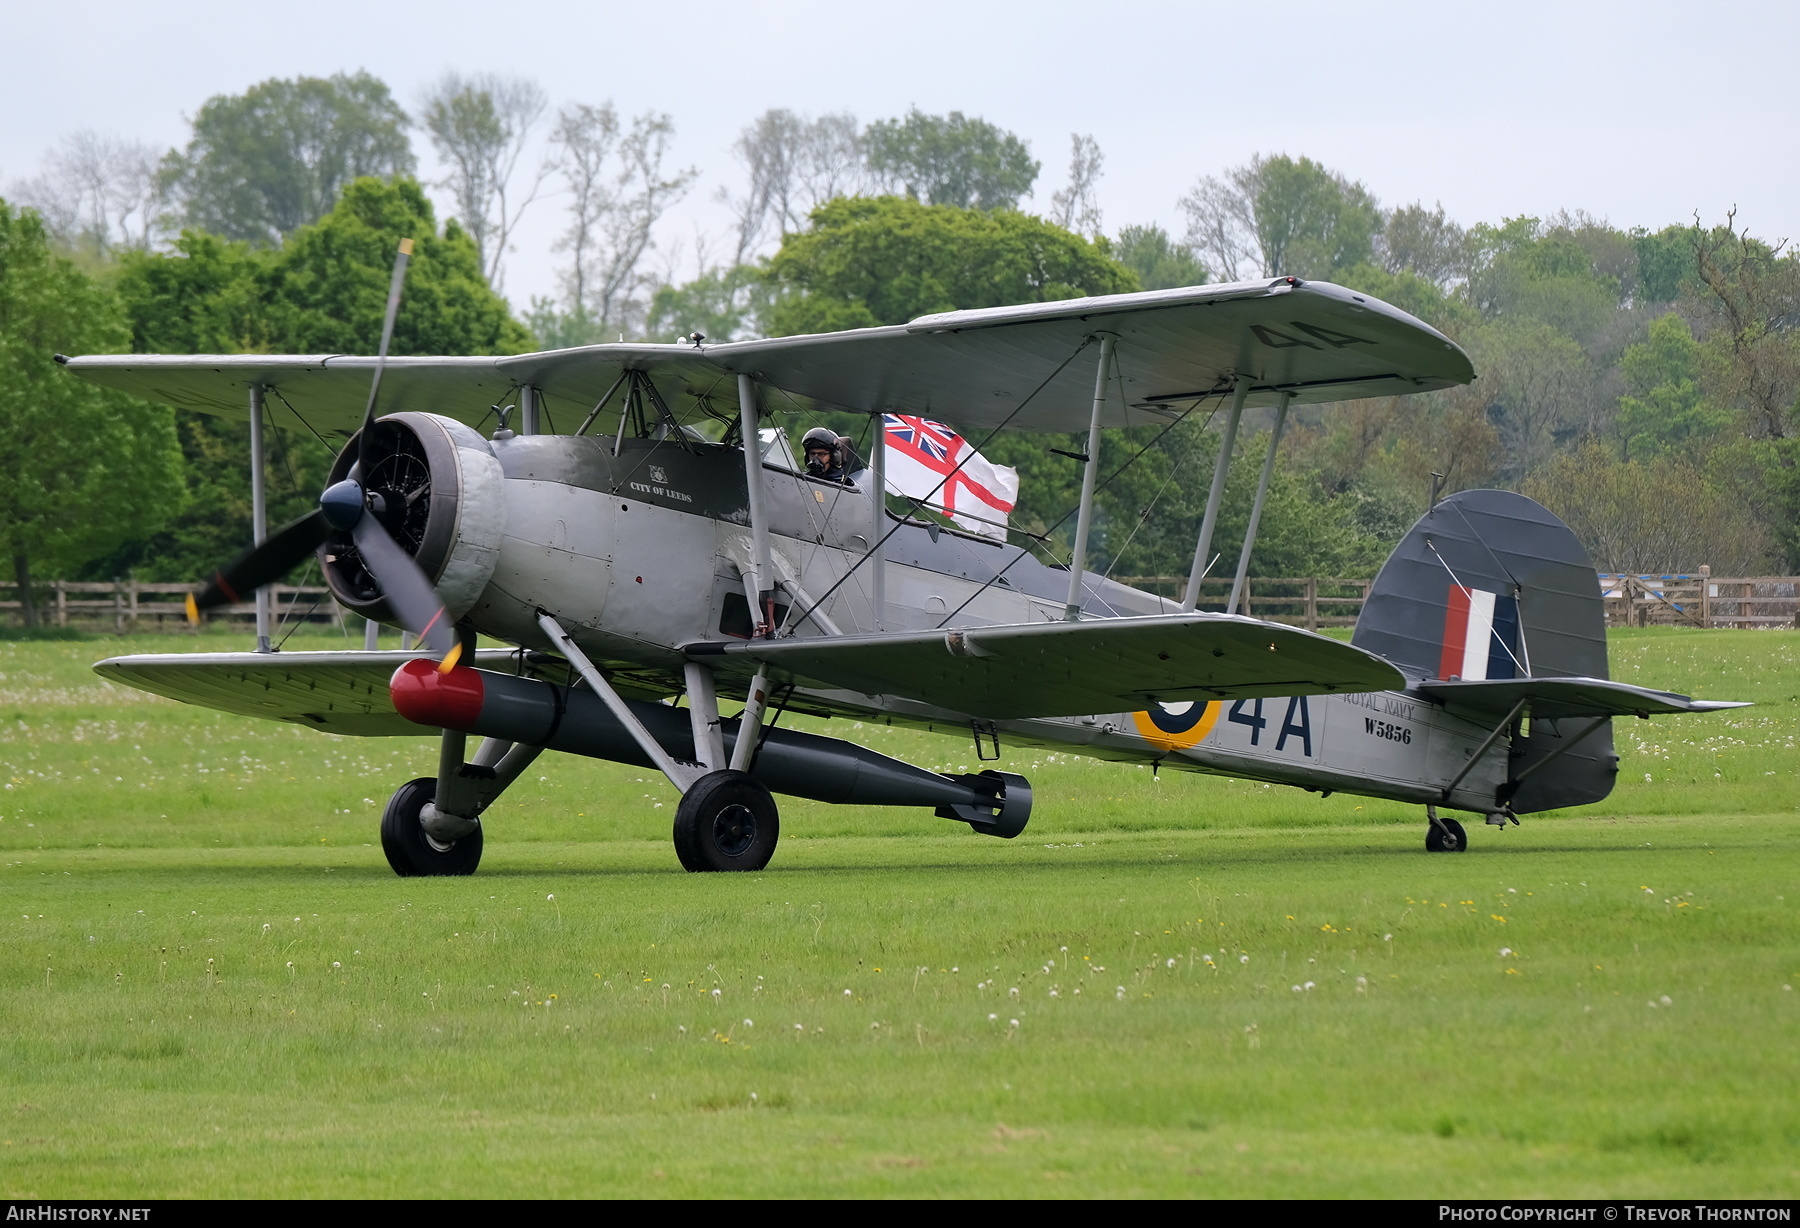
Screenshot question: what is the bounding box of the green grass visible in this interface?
[0,626,1795,1197]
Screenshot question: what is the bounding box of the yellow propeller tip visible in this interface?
[398,237,415,256]
[437,642,464,674]
[184,593,200,626]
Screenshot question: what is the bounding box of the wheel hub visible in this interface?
[712,803,757,857]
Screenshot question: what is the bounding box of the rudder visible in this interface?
[1353,490,1618,813]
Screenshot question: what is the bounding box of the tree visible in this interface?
[1523,442,1774,574]
[1048,134,1103,237]
[1180,154,1381,282]
[764,196,1137,336]
[0,201,184,623]
[724,110,865,264]
[646,264,765,344]
[1114,224,1206,290]
[1468,316,1597,479]
[538,105,696,342]
[1615,313,1730,460]
[111,178,532,580]
[1685,212,1800,564]
[162,73,414,246]
[862,109,1038,210]
[8,131,165,258]
[1379,202,1468,288]
[421,73,550,290]
[1463,214,1624,347]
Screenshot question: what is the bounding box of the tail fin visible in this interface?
[1354,490,1617,813]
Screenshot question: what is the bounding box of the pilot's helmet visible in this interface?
[801,427,841,472]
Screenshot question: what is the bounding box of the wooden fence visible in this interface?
[1599,570,1800,629]
[5,573,1796,634]
[0,582,345,633]
[1113,577,1372,630]
[1119,570,1800,631]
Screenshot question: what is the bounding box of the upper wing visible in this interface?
[62,278,1471,436]
[686,614,1405,719]
[1420,676,1751,720]
[93,648,532,736]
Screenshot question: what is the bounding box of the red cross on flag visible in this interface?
[881,414,1020,541]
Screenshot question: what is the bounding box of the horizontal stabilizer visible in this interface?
[687,613,1405,719]
[93,649,532,736]
[1420,676,1750,720]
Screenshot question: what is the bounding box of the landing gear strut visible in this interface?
[1425,805,1467,853]
[381,777,484,876]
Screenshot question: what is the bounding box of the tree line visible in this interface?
[2,70,1796,624]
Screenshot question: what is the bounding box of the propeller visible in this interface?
[186,238,465,672]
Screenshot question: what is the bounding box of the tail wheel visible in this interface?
[1425,816,1467,853]
[672,770,779,872]
[380,776,484,877]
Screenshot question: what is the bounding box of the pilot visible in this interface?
[802,426,859,484]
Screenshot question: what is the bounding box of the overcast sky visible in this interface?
[6,0,1795,316]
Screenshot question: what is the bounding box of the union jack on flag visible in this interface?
[880,414,1019,541]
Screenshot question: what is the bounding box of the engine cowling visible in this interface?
[320,412,506,626]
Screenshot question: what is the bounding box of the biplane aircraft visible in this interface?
[61,249,1746,875]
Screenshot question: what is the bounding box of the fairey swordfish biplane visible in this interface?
[60,245,1745,875]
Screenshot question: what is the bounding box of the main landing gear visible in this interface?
[673,769,780,872]
[1424,805,1467,853]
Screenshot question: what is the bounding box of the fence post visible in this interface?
[128,580,139,632]
[113,580,124,633]
[1305,578,1318,632]
[56,581,67,628]
[1698,565,1711,629]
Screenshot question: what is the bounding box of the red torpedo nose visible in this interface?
[390,657,485,729]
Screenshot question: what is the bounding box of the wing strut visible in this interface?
[737,374,777,636]
[1181,374,1250,610]
[249,382,271,652]
[1063,335,1115,620]
[1227,389,1293,614]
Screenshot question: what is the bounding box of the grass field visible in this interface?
[1,626,1795,1197]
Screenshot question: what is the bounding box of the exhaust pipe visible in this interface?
[390,661,1029,837]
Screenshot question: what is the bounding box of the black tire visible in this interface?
[672,770,778,872]
[1425,817,1468,853]
[380,776,484,877]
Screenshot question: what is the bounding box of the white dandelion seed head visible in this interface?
[743,1018,753,1027]
[711,988,721,999]
[1499,948,1513,957]
[1010,1019,1019,1028]
[844,988,852,997]
[1240,955,1250,963]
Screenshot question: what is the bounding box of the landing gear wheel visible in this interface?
[1425,816,1468,853]
[672,770,778,872]
[380,776,483,877]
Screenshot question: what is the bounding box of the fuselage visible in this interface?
[450,430,1525,815]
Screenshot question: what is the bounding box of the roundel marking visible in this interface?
[1130,700,1222,752]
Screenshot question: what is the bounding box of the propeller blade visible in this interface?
[356,237,414,479]
[350,515,461,669]
[188,509,331,623]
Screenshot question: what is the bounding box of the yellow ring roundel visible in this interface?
[1130,701,1221,752]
